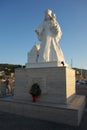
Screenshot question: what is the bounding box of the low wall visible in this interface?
[76,85,87,95]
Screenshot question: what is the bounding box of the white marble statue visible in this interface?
[26,9,67,68]
[35,9,65,64]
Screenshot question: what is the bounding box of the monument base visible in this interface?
[0,95,85,126]
[14,67,75,104]
[9,67,85,125]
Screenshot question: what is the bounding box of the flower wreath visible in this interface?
[29,83,41,96]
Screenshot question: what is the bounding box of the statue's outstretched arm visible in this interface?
[35,21,44,41]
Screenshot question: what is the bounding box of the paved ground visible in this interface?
[0,109,87,130]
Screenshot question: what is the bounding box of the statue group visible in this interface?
[27,9,67,67]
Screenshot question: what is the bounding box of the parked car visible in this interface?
[76,80,87,85]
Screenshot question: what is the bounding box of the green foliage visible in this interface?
[0,64,23,73]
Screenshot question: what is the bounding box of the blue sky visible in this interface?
[0,0,87,69]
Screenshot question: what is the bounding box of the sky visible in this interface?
[0,0,87,69]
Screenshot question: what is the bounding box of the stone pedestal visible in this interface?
[14,67,75,104]
[0,66,85,126]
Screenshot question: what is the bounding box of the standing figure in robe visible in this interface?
[35,9,66,65]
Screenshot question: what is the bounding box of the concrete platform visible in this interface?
[0,95,85,126]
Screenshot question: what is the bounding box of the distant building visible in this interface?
[0,71,5,77]
[74,68,87,80]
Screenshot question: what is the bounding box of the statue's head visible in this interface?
[44,9,52,20]
[45,9,52,16]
